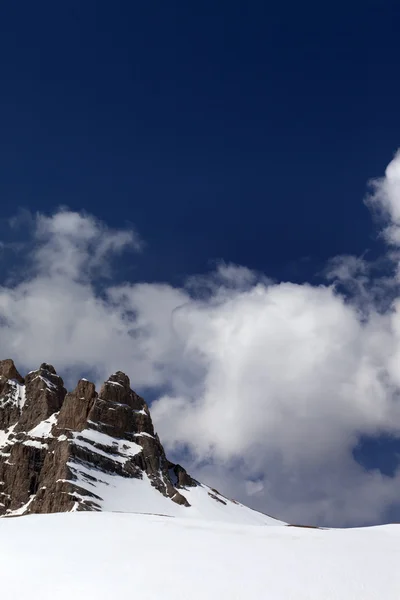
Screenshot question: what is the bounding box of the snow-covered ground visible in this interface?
[1,512,399,599]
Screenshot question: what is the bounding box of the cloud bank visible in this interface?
[2,155,400,526]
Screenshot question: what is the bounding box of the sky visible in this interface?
[1,1,400,527]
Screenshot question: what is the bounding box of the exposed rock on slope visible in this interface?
[0,360,197,516]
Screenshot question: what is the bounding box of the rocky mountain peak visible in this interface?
[39,362,57,375]
[0,359,24,384]
[0,360,198,517]
[99,371,145,411]
[107,370,131,387]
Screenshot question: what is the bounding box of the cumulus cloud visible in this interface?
[150,280,400,526]
[2,154,400,526]
[0,210,174,386]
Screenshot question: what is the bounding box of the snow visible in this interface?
[105,380,123,387]
[179,483,282,524]
[72,438,128,463]
[0,381,27,409]
[134,408,148,416]
[72,428,142,464]
[66,458,284,525]
[28,413,58,438]
[0,424,15,450]
[0,512,399,599]
[5,494,36,516]
[16,383,26,408]
[29,375,57,390]
[23,440,48,449]
[75,427,132,448]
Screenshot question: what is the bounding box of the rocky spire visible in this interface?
[0,359,24,384]
[16,364,67,433]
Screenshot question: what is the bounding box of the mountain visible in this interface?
[0,358,281,524]
[1,358,400,599]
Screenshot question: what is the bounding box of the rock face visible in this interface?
[0,360,197,516]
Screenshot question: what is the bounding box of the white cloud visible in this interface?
[149,280,400,526]
[0,209,151,383]
[367,149,400,246]
[33,209,141,280]
[2,155,400,526]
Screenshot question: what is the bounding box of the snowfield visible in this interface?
[1,512,399,599]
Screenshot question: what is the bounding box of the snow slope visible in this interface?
[1,512,399,600]
[67,455,284,524]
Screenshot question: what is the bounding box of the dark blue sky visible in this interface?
[1,1,400,518]
[1,0,398,285]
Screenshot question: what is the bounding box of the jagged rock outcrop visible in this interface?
[0,359,197,516]
[0,359,25,384]
[16,363,67,433]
